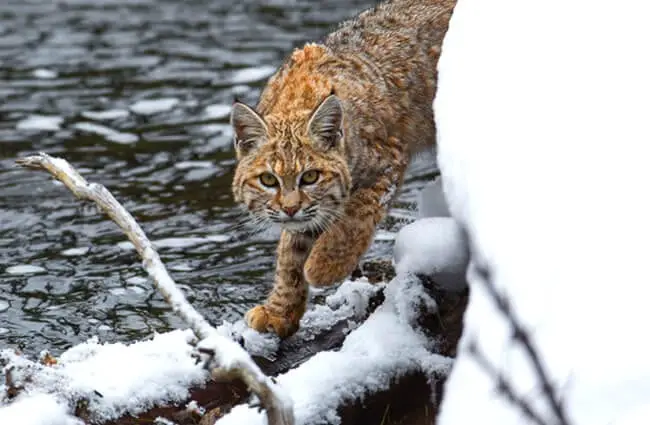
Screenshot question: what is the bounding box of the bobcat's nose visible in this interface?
[282,206,299,217]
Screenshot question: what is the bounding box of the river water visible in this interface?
[0,0,437,355]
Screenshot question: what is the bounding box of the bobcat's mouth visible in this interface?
[264,205,339,233]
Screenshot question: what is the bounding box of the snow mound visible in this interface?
[0,330,208,423]
[393,218,469,292]
[217,274,453,425]
[435,0,650,424]
[0,393,82,425]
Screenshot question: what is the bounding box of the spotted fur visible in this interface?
[231,0,457,337]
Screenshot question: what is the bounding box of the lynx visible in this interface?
[231,0,457,337]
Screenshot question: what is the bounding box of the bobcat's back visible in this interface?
[257,0,456,172]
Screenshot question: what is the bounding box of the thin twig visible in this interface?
[471,264,572,425]
[466,339,549,425]
[16,152,294,425]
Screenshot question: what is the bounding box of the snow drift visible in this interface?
[435,0,650,424]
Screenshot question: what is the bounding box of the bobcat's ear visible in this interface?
[231,102,268,158]
[307,94,343,150]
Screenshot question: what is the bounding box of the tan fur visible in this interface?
[231,0,457,337]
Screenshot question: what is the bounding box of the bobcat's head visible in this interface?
[231,95,351,233]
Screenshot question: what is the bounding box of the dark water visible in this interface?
[0,0,436,355]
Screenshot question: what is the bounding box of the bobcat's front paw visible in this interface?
[244,304,300,338]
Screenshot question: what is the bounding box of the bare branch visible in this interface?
[470,264,573,425]
[466,339,549,425]
[16,152,294,425]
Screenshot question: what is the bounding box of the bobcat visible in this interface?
[231,0,457,337]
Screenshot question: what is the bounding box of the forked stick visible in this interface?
[16,152,294,425]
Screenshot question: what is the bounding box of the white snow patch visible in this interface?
[393,218,468,292]
[81,109,130,121]
[0,393,82,425]
[217,275,452,425]
[5,264,46,275]
[0,300,9,313]
[129,98,180,115]
[31,68,58,79]
[72,122,138,144]
[16,115,64,131]
[0,330,208,423]
[435,1,650,424]
[61,247,90,257]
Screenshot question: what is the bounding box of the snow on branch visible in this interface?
[14,152,294,425]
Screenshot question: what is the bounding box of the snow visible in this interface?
[216,274,453,425]
[435,1,650,425]
[16,115,64,131]
[72,122,139,144]
[0,393,82,425]
[393,175,468,292]
[0,301,9,313]
[0,330,207,423]
[129,98,180,115]
[216,279,383,360]
[393,218,468,292]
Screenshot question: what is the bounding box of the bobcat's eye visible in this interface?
[259,172,279,187]
[300,170,320,186]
